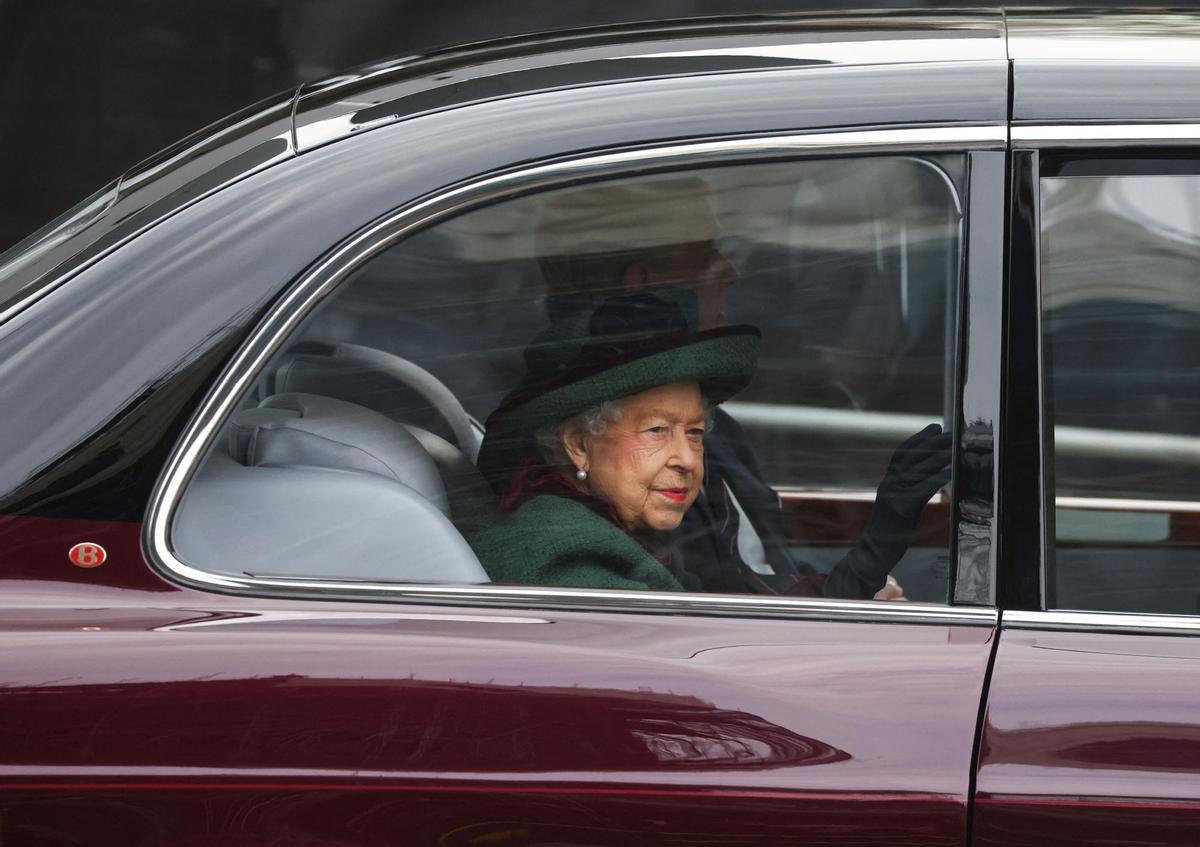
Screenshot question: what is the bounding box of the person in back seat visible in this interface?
[530,179,949,599]
[469,291,759,591]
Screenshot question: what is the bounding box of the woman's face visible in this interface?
[564,381,707,533]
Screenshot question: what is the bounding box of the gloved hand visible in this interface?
[846,423,952,592]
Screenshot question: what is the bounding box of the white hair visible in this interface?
[535,400,623,467]
[534,394,714,469]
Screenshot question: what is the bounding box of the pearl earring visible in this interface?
[576,469,588,481]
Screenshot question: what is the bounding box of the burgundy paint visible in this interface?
[975,628,1200,847]
[1,789,962,846]
[0,514,993,845]
[0,514,177,591]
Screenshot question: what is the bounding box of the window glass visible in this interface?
[1041,166,1200,614]
[174,156,963,603]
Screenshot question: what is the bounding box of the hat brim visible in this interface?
[477,327,759,484]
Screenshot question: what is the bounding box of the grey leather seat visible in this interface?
[264,342,500,533]
[173,392,490,583]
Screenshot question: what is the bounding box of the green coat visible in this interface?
[468,494,684,591]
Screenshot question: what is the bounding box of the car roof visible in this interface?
[2,7,1198,326]
[291,10,1006,152]
[1006,10,1200,125]
[0,90,295,323]
[0,10,1002,322]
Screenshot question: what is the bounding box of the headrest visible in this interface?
[230,392,448,515]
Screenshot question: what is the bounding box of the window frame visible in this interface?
[1013,122,1200,628]
[146,125,1005,625]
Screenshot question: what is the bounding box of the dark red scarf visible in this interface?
[499,454,671,566]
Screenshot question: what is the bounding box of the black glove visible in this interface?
[834,424,952,595]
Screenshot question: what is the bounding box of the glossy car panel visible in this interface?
[0,94,295,324]
[955,150,1005,606]
[1007,12,1200,62]
[998,150,1045,612]
[1,791,958,846]
[300,59,1008,154]
[974,624,1200,847]
[0,581,995,845]
[1012,64,1200,126]
[1009,12,1200,126]
[294,12,1006,151]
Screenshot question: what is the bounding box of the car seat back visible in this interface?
[172,392,489,583]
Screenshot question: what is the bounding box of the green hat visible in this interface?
[477,291,760,485]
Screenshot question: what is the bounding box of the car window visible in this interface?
[1040,159,1200,614]
[172,155,964,603]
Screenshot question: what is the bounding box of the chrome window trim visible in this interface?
[146,123,1004,622]
[1012,123,1200,146]
[1006,609,1200,636]
[231,579,998,625]
[1032,154,1051,610]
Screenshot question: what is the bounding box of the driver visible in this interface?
[533,178,950,600]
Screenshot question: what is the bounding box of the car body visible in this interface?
[2,9,1200,846]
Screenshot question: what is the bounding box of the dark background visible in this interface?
[0,0,1151,252]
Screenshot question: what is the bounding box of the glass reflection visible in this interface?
[1042,170,1200,614]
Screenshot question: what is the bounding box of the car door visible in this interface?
[1,19,1008,846]
[973,19,1200,844]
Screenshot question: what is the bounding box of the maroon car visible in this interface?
[2,9,1200,846]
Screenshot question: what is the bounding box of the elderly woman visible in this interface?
[470,291,757,591]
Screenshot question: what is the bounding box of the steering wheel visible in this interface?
[268,339,483,462]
